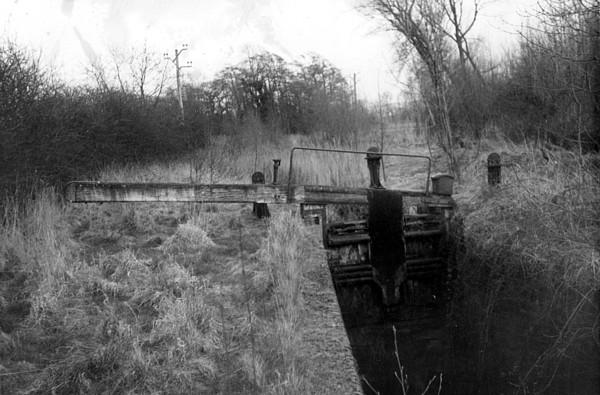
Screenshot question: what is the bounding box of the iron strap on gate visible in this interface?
[286,147,432,199]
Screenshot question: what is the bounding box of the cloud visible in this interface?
[61,0,74,18]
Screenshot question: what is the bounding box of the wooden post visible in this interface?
[251,172,270,218]
[366,146,383,189]
[487,153,501,186]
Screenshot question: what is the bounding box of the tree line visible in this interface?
[186,53,361,137]
[0,44,369,201]
[5,0,594,194]
[367,0,599,177]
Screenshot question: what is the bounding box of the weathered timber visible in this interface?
[252,171,270,218]
[327,233,371,247]
[65,181,437,205]
[405,230,444,238]
[332,264,373,273]
[405,257,444,266]
[300,204,326,222]
[335,268,373,277]
[65,182,291,204]
[301,185,367,204]
[334,276,373,284]
[422,194,456,206]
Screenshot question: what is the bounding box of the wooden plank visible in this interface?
[302,185,428,204]
[404,230,443,238]
[303,185,366,204]
[65,181,435,205]
[327,233,371,246]
[65,182,290,204]
[422,195,455,207]
[331,264,373,272]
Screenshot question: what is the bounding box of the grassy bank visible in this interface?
[0,130,375,394]
[0,190,314,393]
[451,140,600,393]
[2,128,597,393]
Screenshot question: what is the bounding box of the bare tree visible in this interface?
[518,0,599,151]
[101,44,169,106]
[366,0,460,176]
[440,0,482,79]
[87,60,110,93]
[129,44,169,106]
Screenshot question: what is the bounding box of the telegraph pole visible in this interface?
[353,73,358,148]
[353,73,357,109]
[377,76,386,181]
[164,44,192,121]
[377,75,384,152]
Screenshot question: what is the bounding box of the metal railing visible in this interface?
[287,146,432,199]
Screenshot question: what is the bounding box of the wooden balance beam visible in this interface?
[64,181,432,205]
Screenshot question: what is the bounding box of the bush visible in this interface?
[0,42,207,201]
[453,146,600,393]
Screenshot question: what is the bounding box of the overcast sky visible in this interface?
[1,0,537,101]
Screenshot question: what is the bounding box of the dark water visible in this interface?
[334,282,600,395]
[335,283,454,395]
[347,318,450,394]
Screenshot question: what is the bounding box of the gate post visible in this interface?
[366,146,383,189]
[272,159,281,184]
[251,171,270,218]
[487,153,501,186]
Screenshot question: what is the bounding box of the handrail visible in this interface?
[287,146,432,201]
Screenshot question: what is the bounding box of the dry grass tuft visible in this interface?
[263,212,305,343]
[252,210,309,393]
[0,186,230,393]
[0,188,76,323]
[151,285,221,369]
[160,222,216,254]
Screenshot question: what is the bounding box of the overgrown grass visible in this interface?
[452,140,600,393]
[260,211,307,393]
[0,188,75,322]
[0,172,325,393]
[99,126,430,193]
[5,125,596,394]
[0,191,227,393]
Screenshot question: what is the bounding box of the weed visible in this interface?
[259,211,308,393]
[160,222,215,254]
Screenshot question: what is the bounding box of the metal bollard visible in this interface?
[272,159,281,184]
[431,174,454,195]
[366,146,383,189]
[251,171,270,218]
[487,153,501,186]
